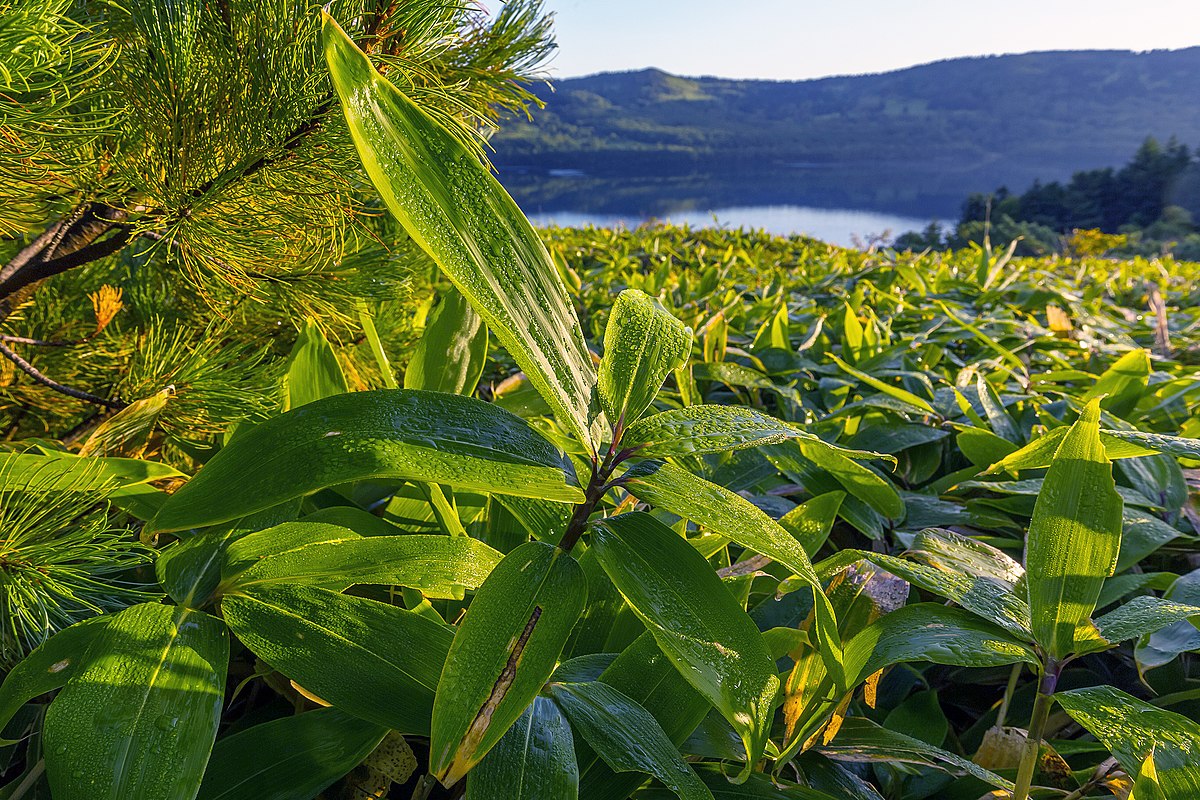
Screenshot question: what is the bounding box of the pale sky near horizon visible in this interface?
[512,0,1200,80]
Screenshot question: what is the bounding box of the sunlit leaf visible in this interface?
[323,14,604,451]
[149,390,582,533]
[430,541,586,785]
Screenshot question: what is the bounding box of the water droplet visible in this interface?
[155,715,179,732]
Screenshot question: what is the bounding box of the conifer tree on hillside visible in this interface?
[0,0,554,457]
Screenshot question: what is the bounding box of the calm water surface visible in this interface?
[498,164,977,247]
[526,206,929,247]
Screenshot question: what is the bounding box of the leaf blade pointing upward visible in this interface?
[323,14,603,452]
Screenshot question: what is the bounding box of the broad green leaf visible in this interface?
[1137,568,1200,674]
[222,585,451,734]
[827,354,936,415]
[764,441,904,522]
[284,319,348,410]
[976,373,1020,443]
[590,512,778,774]
[778,491,846,556]
[985,426,1172,475]
[0,452,184,492]
[323,15,603,451]
[0,616,110,744]
[1057,686,1200,799]
[908,527,1024,587]
[149,390,582,533]
[1085,349,1150,417]
[818,718,1011,790]
[957,426,1018,467]
[465,696,577,800]
[623,405,885,462]
[220,528,501,599]
[1090,596,1200,647]
[843,603,1038,683]
[156,503,302,607]
[620,460,845,687]
[196,709,386,800]
[1024,399,1123,660]
[404,288,489,396]
[1100,429,1200,461]
[43,603,228,800]
[600,289,691,428]
[547,681,713,800]
[219,522,352,577]
[430,541,586,785]
[808,550,1032,638]
[578,633,711,800]
[1117,509,1182,571]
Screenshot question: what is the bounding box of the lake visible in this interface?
[496,162,1015,246]
[525,206,930,247]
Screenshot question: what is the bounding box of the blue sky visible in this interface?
[519,0,1200,80]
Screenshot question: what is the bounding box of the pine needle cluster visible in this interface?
[0,0,556,458]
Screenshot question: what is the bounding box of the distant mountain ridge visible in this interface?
[491,48,1200,187]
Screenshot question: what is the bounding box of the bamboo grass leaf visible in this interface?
[430,541,586,786]
[1024,399,1124,660]
[222,585,452,735]
[148,390,582,534]
[464,696,578,800]
[589,512,779,777]
[196,709,387,800]
[323,14,604,452]
[43,603,228,800]
[404,288,489,396]
[548,681,713,800]
[1057,686,1200,799]
[599,289,691,428]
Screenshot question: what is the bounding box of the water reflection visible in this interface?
[497,163,1017,245]
[526,206,929,247]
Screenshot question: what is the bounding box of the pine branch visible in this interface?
[0,340,126,409]
[0,203,134,306]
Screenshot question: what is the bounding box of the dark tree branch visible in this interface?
[0,334,80,347]
[0,226,134,302]
[0,340,126,410]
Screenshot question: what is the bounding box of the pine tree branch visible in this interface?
[0,203,134,307]
[0,334,80,347]
[0,340,126,410]
[0,226,134,302]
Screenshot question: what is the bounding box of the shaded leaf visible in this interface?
[548,681,713,800]
[222,585,451,734]
[590,512,778,773]
[465,696,577,800]
[196,709,386,800]
[404,288,489,396]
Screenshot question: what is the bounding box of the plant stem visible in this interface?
[410,773,438,800]
[8,759,45,800]
[996,662,1023,728]
[558,438,627,553]
[1012,660,1060,800]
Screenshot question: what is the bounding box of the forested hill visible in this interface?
[491,48,1200,182]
